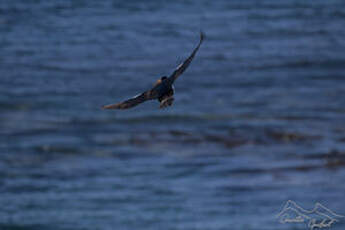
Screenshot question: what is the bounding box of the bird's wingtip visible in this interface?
[200,30,205,41]
[102,104,114,110]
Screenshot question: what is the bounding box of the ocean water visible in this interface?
[1,0,345,229]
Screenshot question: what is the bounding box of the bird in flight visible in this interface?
[102,32,204,110]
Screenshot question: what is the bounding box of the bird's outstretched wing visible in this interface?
[168,31,204,83]
[102,90,155,110]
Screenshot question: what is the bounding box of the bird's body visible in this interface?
[153,76,175,108]
[102,32,204,110]
[157,81,174,108]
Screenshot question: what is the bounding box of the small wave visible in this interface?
[34,145,81,155]
[265,130,321,143]
[303,150,345,168]
[0,224,44,230]
[0,102,32,111]
[251,59,345,70]
[117,114,204,123]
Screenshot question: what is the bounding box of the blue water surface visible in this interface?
[1,0,345,229]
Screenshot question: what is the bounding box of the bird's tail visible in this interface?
[159,97,174,108]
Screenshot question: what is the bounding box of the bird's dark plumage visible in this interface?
[102,91,153,110]
[168,32,204,84]
[102,32,204,110]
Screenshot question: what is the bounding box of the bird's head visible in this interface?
[161,76,168,81]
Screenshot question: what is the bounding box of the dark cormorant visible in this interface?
[102,32,204,110]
